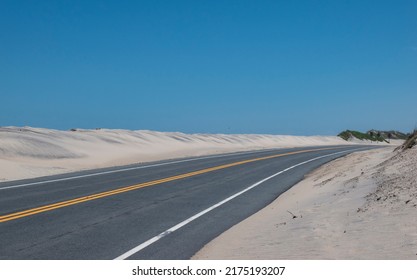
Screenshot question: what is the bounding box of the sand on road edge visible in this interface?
[194,146,417,259]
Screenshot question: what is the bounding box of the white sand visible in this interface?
[0,127,398,182]
[194,146,417,259]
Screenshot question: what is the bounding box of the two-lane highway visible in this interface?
[0,145,378,259]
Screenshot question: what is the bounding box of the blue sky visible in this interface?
[1,1,416,135]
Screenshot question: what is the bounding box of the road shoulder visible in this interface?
[193,146,417,259]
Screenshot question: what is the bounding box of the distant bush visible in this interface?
[371,130,408,140]
[338,130,386,142]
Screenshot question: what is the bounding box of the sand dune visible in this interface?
[0,126,393,182]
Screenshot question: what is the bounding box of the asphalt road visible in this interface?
[0,145,378,259]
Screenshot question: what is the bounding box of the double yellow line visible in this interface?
[0,147,335,223]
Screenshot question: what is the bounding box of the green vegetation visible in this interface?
[338,129,410,143]
[338,130,386,142]
[367,130,409,140]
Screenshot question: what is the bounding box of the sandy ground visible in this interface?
[0,126,377,182]
[194,146,417,259]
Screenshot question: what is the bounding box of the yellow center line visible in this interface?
[0,147,336,223]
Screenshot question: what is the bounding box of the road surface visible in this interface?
[0,145,378,259]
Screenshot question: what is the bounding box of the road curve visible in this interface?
[0,145,378,259]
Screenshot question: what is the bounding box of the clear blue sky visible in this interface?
[1,1,416,135]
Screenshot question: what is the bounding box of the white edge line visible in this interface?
[114,147,366,260]
[0,148,282,191]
